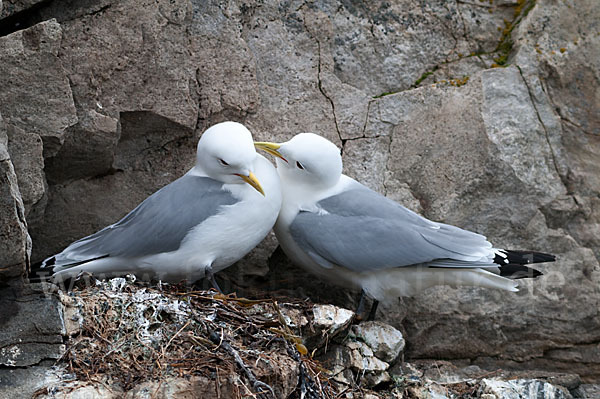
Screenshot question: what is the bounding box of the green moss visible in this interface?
[413,70,434,87]
[373,91,397,99]
[491,0,536,67]
[374,0,536,94]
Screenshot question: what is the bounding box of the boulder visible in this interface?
[351,321,405,364]
[0,284,65,367]
[0,115,30,279]
[479,378,573,399]
[0,19,77,158]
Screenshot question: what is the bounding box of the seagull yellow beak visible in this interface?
[235,172,265,196]
[254,142,288,163]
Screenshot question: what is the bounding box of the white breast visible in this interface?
[142,155,281,281]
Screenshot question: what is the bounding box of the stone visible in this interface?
[317,319,406,388]
[320,341,391,388]
[0,284,65,367]
[479,378,573,399]
[44,110,119,184]
[351,321,405,364]
[0,366,65,399]
[123,376,236,399]
[275,302,354,352]
[312,304,355,335]
[30,112,197,261]
[0,19,78,158]
[342,135,391,194]
[345,340,391,387]
[0,115,30,279]
[307,0,471,96]
[457,1,516,54]
[357,65,600,381]
[573,384,600,399]
[57,291,82,337]
[243,4,338,146]
[407,385,452,399]
[57,0,197,130]
[481,66,565,198]
[5,123,46,222]
[305,304,354,350]
[0,0,45,19]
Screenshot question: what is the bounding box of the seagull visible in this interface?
[35,121,282,287]
[255,133,555,315]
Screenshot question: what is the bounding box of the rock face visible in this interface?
[1,0,599,395]
[0,114,30,279]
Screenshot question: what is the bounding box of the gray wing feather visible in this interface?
[290,185,493,272]
[52,175,238,267]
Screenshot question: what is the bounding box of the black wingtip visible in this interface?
[494,250,556,265]
[500,263,543,279]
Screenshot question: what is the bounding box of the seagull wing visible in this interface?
[46,175,238,270]
[289,184,495,272]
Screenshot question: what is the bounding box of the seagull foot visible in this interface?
[205,266,223,294]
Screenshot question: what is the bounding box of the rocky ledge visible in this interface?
[0,277,596,399]
[1,0,599,396]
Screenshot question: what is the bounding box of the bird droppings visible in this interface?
[47,276,337,398]
[29,277,586,399]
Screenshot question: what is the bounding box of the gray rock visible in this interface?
[479,378,573,399]
[122,377,239,399]
[310,0,471,96]
[481,66,565,198]
[276,302,354,351]
[408,385,452,399]
[351,321,405,364]
[346,340,391,387]
[30,112,197,260]
[58,0,197,130]
[0,116,30,279]
[355,66,600,380]
[312,304,355,335]
[0,19,77,158]
[342,135,390,194]
[5,123,46,222]
[0,284,65,367]
[0,0,44,19]
[44,110,120,184]
[573,384,600,399]
[0,366,65,399]
[320,341,390,388]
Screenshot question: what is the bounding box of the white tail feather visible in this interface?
[361,266,518,302]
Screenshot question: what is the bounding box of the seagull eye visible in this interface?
[296,161,305,170]
[219,158,229,166]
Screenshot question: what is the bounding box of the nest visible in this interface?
[58,276,341,398]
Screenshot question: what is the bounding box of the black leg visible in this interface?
[367,300,379,321]
[206,266,223,293]
[355,290,367,320]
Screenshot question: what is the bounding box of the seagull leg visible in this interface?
[205,266,223,294]
[355,290,367,319]
[355,290,380,321]
[367,300,379,321]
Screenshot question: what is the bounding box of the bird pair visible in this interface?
[37,121,554,304]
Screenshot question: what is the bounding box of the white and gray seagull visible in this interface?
[255,133,554,315]
[37,121,282,286]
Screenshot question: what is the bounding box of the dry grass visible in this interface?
[59,276,342,398]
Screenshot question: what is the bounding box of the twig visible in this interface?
[208,329,275,399]
[161,320,191,358]
[283,338,325,399]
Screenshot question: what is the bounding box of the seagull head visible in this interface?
[255,133,342,189]
[196,121,265,195]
